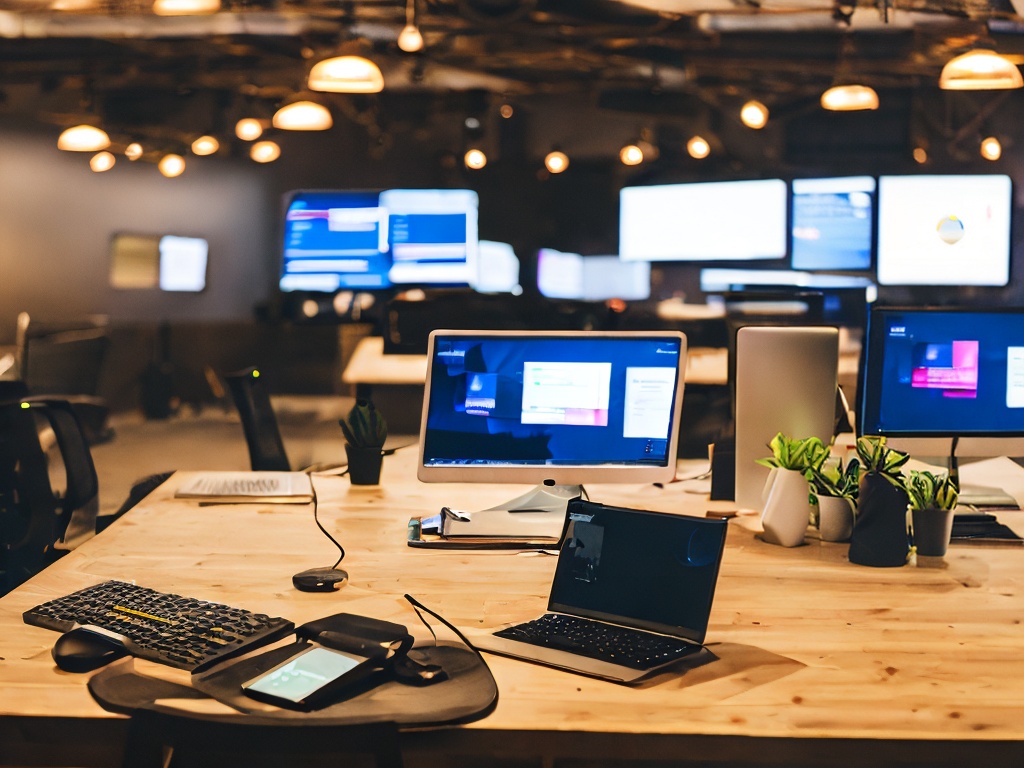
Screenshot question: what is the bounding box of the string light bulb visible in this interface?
[191,135,220,156]
[125,142,144,161]
[235,118,264,141]
[250,140,281,163]
[90,151,115,172]
[687,135,711,159]
[158,154,186,178]
[397,0,423,53]
[619,143,644,166]
[740,100,769,129]
[464,148,487,169]
[544,150,569,174]
[981,136,1002,161]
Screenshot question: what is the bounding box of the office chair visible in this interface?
[0,398,99,595]
[224,367,290,472]
[122,706,404,768]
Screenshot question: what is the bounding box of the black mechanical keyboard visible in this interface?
[24,580,295,672]
[494,613,700,670]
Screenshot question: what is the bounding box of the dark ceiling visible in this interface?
[2,0,1023,167]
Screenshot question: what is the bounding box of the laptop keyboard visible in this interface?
[494,612,701,671]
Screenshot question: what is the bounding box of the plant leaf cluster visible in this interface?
[855,435,909,487]
[906,469,960,511]
[756,433,830,472]
[339,399,388,448]
[807,456,860,504]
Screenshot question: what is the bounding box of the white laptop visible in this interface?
[472,499,728,683]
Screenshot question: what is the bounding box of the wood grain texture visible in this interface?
[3,448,1024,766]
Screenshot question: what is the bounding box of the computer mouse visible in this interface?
[52,626,129,673]
[292,567,349,593]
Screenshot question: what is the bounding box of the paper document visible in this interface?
[175,472,313,503]
[441,509,565,539]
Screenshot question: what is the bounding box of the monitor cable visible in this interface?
[292,484,349,592]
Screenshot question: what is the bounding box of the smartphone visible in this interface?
[241,645,379,710]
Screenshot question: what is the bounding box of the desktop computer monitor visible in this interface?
[418,330,687,487]
[619,179,787,262]
[858,306,1024,462]
[733,326,840,510]
[790,176,875,272]
[876,174,1012,287]
[381,188,479,286]
[537,249,651,301]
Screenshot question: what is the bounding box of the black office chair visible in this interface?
[224,367,291,472]
[122,706,404,768]
[0,398,99,595]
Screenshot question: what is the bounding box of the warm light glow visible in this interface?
[235,118,264,141]
[740,100,769,129]
[500,104,514,119]
[619,143,644,166]
[273,101,333,131]
[398,24,424,53]
[158,154,186,178]
[125,142,143,161]
[687,135,711,159]
[820,84,880,111]
[307,56,384,94]
[913,146,928,164]
[981,136,1002,161]
[89,151,115,172]
[57,124,110,151]
[302,299,319,318]
[191,135,219,156]
[250,140,281,163]
[939,50,1023,90]
[544,150,569,174]
[152,0,219,15]
[464,148,487,169]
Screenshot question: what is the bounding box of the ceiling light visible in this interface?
[740,100,769,129]
[398,0,423,52]
[820,84,879,111]
[152,0,219,15]
[250,140,281,163]
[191,135,220,156]
[687,135,711,159]
[273,100,333,131]
[913,146,928,165]
[619,143,644,166]
[981,136,1002,161]
[464,148,487,169]
[308,56,384,94]
[158,154,185,178]
[89,151,115,172]
[235,118,264,141]
[125,142,143,161]
[500,104,514,119]
[939,50,1023,90]
[544,150,569,174]
[57,124,110,151]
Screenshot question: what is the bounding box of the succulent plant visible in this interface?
[906,469,959,511]
[755,432,830,473]
[339,399,388,449]
[855,435,909,488]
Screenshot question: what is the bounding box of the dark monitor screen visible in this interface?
[279,190,391,292]
[876,174,1012,287]
[859,307,1024,441]
[619,179,787,262]
[790,176,875,271]
[418,330,687,485]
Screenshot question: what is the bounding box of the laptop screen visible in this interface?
[417,330,687,485]
[550,501,728,643]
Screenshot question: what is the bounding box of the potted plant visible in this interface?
[848,435,911,567]
[755,433,830,547]
[807,455,859,543]
[906,469,959,557]
[339,399,388,485]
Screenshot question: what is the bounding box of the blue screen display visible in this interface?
[421,334,684,467]
[860,308,1024,436]
[790,176,874,271]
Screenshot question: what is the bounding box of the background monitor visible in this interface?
[790,176,875,271]
[381,188,478,286]
[619,179,787,262]
[279,190,390,292]
[474,241,521,294]
[537,249,651,301]
[158,235,208,292]
[858,306,1024,459]
[110,232,208,292]
[418,330,687,485]
[876,174,1012,287]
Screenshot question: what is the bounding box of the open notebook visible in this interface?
[472,499,728,683]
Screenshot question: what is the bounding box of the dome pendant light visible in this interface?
[939,49,1023,90]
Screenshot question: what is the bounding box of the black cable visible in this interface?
[310,484,345,569]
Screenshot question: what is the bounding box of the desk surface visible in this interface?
[4,451,1024,767]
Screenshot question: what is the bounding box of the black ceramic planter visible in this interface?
[848,473,910,567]
[345,445,384,485]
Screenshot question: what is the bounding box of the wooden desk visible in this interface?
[3,452,1024,767]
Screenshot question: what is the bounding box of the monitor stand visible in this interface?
[440,482,583,539]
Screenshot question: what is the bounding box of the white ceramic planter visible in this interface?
[761,467,813,547]
[818,495,855,542]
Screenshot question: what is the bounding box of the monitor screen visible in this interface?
[279,190,390,292]
[474,241,520,293]
[790,176,875,271]
[876,174,1012,286]
[537,250,650,301]
[380,188,479,286]
[158,235,208,292]
[619,179,787,262]
[418,330,687,485]
[859,307,1024,458]
[109,232,208,292]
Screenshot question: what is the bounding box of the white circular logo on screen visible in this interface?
[937,215,965,245]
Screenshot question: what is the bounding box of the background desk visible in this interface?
[3,451,1024,767]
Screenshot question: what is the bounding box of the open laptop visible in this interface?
[472,499,729,683]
